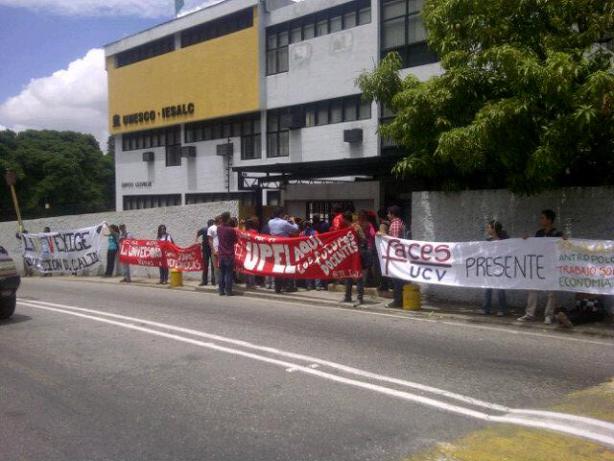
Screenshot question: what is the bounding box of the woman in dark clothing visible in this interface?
[481,220,509,316]
[157,224,173,284]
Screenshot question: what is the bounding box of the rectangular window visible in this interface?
[317,18,329,36]
[265,0,370,65]
[381,0,437,68]
[116,35,174,67]
[344,97,358,122]
[330,100,343,124]
[359,99,372,120]
[343,11,357,29]
[165,145,182,167]
[121,125,180,152]
[266,29,289,75]
[267,109,290,158]
[317,102,329,126]
[330,15,343,33]
[303,22,315,39]
[305,106,317,127]
[184,113,260,145]
[181,8,253,48]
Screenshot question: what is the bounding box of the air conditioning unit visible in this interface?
[142,151,155,162]
[216,143,234,156]
[181,146,196,158]
[288,110,306,130]
[344,128,363,144]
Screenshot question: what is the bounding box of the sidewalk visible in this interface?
[60,275,614,340]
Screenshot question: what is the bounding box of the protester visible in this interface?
[556,294,606,328]
[104,224,120,278]
[312,214,330,234]
[15,230,33,276]
[344,210,376,306]
[330,204,347,231]
[517,209,564,324]
[385,205,406,308]
[207,216,221,284]
[481,220,509,316]
[196,219,215,286]
[40,226,52,277]
[118,224,132,283]
[268,207,299,293]
[157,224,173,284]
[216,212,238,296]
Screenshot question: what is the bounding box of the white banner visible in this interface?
[21,224,105,274]
[376,236,614,295]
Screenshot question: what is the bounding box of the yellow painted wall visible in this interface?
[107,7,260,134]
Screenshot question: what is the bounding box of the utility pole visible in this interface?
[5,169,24,233]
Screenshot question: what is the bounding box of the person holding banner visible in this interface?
[216,212,238,296]
[157,224,173,284]
[197,219,215,286]
[344,210,376,306]
[481,220,509,316]
[118,224,132,283]
[385,206,406,309]
[517,209,564,324]
[268,207,299,294]
[104,225,120,278]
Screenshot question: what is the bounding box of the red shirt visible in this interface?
[217,225,237,258]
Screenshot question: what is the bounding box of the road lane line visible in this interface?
[19,299,509,412]
[30,280,614,347]
[18,300,614,448]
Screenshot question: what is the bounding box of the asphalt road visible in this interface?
[1,278,613,461]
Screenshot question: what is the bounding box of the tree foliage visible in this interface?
[0,130,115,221]
[358,0,614,193]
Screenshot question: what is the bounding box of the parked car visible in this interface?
[0,245,20,319]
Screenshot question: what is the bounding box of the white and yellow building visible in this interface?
[105,0,441,218]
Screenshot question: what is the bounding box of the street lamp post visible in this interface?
[4,169,24,233]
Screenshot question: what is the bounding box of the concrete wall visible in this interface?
[0,201,238,280]
[411,187,614,310]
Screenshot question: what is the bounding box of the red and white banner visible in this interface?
[235,229,362,280]
[119,239,203,272]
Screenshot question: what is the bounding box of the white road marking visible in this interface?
[17,299,614,448]
[18,299,508,412]
[44,278,614,347]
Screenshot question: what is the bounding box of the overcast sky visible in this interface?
[0,0,234,148]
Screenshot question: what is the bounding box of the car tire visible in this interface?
[0,294,16,320]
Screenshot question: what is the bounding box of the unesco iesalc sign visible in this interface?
[113,103,195,128]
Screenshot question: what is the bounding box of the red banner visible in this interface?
[119,239,203,272]
[235,229,362,280]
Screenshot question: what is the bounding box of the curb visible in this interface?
[52,277,614,341]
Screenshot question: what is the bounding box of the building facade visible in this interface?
[105,0,442,218]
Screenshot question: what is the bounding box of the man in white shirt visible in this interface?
[207,216,221,284]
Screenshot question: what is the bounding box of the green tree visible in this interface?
[358,0,614,193]
[0,130,115,221]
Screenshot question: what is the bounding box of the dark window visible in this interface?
[265,0,371,76]
[266,95,371,147]
[267,109,290,158]
[184,113,261,160]
[181,8,253,48]
[165,145,182,167]
[381,0,438,68]
[116,35,175,67]
[122,125,181,152]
